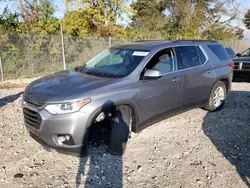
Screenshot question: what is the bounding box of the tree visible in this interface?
[243,9,250,29]
[0,8,20,34]
[166,0,238,39]
[129,0,238,40]
[202,23,238,41]
[63,11,91,36]
[66,0,130,36]
[233,26,244,40]
[130,0,167,31]
[19,0,39,22]
[19,0,60,34]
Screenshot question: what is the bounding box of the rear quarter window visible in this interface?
[196,47,207,64]
[225,48,235,57]
[208,45,230,60]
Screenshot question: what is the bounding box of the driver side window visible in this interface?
[144,48,176,74]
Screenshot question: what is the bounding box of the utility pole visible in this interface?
[0,57,4,82]
[60,22,66,70]
[19,0,24,18]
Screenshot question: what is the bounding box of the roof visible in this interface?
[111,40,218,50]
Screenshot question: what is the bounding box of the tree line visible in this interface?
[0,0,250,79]
[0,0,249,41]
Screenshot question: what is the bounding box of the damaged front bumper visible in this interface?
[22,100,91,154]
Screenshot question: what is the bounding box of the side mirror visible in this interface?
[75,65,85,72]
[75,66,81,72]
[144,69,161,78]
[236,53,241,57]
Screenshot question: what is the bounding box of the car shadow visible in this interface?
[76,101,123,188]
[0,92,23,108]
[202,91,250,187]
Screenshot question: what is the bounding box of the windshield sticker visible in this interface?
[132,51,149,56]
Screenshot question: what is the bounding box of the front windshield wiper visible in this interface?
[84,70,115,78]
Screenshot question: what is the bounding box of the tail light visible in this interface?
[228,62,234,69]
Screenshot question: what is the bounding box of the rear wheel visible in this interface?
[204,81,227,112]
[108,106,131,156]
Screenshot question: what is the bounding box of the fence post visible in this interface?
[109,36,111,47]
[0,57,4,82]
[60,23,66,70]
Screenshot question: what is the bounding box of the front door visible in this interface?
[138,48,183,123]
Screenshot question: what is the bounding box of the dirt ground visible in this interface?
[0,78,39,89]
[0,81,249,188]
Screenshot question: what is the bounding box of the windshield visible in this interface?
[242,49,250,56]
[80,48,149,78]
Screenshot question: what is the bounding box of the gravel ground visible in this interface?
[0,82,249,188]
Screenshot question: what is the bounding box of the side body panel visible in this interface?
[138,71,183,124]
[180,45,216,108]
[203,45,233,91]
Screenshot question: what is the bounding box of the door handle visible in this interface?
[172,77,181,82]
[207,69,212,73]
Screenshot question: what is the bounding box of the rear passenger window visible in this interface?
[208,45,230,60]
[175,46,202,70]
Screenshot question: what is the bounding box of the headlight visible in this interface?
[44,98,91,115]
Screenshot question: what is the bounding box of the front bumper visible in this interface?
[22,101,91,153]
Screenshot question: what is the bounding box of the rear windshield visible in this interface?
[208,45,230,60]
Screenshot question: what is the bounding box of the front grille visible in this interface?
[233,62,250,70]
[234,62,239,69]
[24,98,44,108]
[23,108,42,129]
[242,63,250,70]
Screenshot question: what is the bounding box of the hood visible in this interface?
[233,56,250,62]
[23,69,117,104]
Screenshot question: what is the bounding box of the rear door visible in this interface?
[175,45,216,109]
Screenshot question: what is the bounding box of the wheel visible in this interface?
[204,81,227,112]
[108,106,131,155]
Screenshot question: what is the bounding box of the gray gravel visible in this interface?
[0,82,249,188]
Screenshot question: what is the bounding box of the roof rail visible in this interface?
[173,40,217,43]
[134,40,168,42]
[134,39,217,43]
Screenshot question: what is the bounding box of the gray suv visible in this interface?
[22,40,233,155]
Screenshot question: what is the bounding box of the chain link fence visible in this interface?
[0,34,127,80]
[0,34,249,80]
[222,39,250,53]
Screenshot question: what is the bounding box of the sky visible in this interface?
[53,0,66,18]
[0,0,250,38]
[0,0,66,18]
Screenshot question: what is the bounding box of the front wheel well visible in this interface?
[116,104,137,133]
[91,104,137,132]
[86,104,137,148]
[90,104,138,132]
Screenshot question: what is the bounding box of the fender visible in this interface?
[85,99,140,132]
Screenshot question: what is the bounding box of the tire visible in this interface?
[204,81,227,112]
[108,106,131,156]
